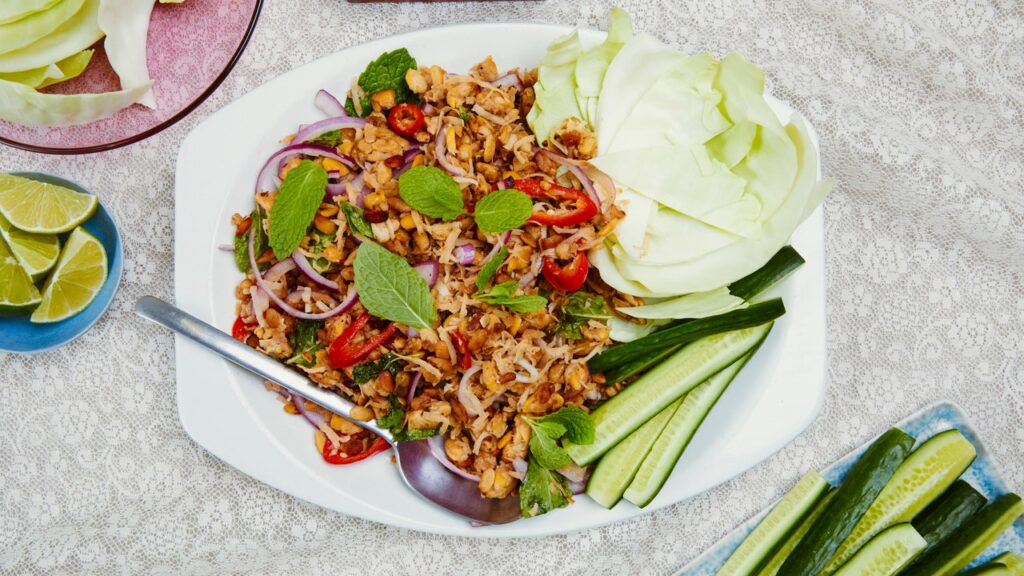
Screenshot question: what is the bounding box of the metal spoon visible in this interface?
[135,296,522,525]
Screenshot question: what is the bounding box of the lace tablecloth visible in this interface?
[2,0,1022,574]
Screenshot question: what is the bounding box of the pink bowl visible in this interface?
[0,0,262,155]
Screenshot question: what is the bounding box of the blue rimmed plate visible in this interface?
[679,402,1024,575]
[0,172,123,354]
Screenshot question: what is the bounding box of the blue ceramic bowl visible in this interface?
[0,172,123,354]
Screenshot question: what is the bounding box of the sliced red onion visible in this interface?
[426,435,480,482]
[291,250,339,291]
[422,103,435,115]
[264,258,296,283]
[394,146,422,179]
[433,126,465,176]
[314,89,346,117]
[519,254,542,288]
[248,228,355,320]
[479,231,512,267]
[218,243,233,252]
[540,149,601,211]
[256,144,355,194]
[569,480,587,495]
[294,116,367,144]
[512,457,528,476]
[557,462,590,484]
[406,326,419,338]
[457,364,485,417]
[348,171,368,207]
[284,390,329,430]
[326,181,346,197]
[492,72,521,89]
[406,371,422,405]
[414,261,439,287]
[250,286,269,328]
[454,244,475,265]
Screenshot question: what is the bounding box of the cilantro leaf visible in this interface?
[398,166,466,220]
[352,352,403,384]
[535,405,595,445]
[269,160,328,259]
[285,320,325,367]
[340,202,374,239]
[475,245,508,292]
[234,208,268,273]
[555,292,612,340]
[519,455,572,517]
[473,189,532,233]
[354,242,438,329]
[344,48,417,118]
[473,281,547,313]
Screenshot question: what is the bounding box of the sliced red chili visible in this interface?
[321,434,390,465]
[450,330,473,370]
[513,178,598,227]
[231,316,251,342]
[328,312,399,368]
[542,252,590,292]
[387,103,425,137]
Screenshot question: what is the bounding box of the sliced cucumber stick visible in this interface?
[900,493,1023,576]
[993,552,1024,575]
[824,429,977,572]
[962,563,1013,576]
[567,323,773,465]
[781,428,916,576]
[585,397,683,508]
[624,353,752,508]
[912,479,987,547]
[756,491,835,576]
[714,470,830,576]
[832,523,926,576]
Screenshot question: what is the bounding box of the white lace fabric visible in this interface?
[1,0,1022,574]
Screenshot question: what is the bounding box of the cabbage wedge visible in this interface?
[0,0,86,55]
[0,0,101,74]
[0,77,151,126]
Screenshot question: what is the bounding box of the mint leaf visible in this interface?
[286,320,324,366]
[393,426,439,441]
[524,416,571,470]
[398,166,466,220]
[341,202,374,239]
[474,281,547,313]
[473,189,532,233]
[555,292,612,340]
[536,405,595,445]
[269,160,328,259]
[352,352,402,384]
[234,208,268,273]
[308,129,343,148]
[354,242,438,329]
[377,394,405,432]
[475,245,508,292]
[345,48,417,118]
[520,455,571,517]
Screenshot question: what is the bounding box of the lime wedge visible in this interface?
[30,227,107,323]
[0,173,98,234]
[0,233,42,312]
[0,211,59,281]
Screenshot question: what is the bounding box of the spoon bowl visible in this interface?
[134,296,522,525]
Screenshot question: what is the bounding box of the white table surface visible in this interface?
[1,0,1022,574]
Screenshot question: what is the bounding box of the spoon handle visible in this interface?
[135,296,390,439]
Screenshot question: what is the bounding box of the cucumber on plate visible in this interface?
[823,429,978,572]
[585,396,683,509]
[623,352,753,508]
[900,493,1024,576]
[566,322,774,466]
[780,428,916,576]
[831,523,926,576]
[912,479,987,547]
[714,470,831,576]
